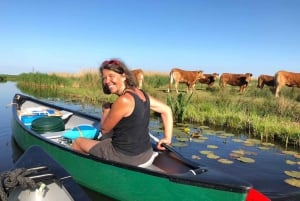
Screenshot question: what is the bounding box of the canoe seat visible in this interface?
[138,151,159,168]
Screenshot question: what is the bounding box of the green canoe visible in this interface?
[11,93,269,201]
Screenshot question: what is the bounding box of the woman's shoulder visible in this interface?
[117,93,134,104]
[123,88,147,102]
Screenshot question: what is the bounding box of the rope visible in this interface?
[0,168,38,201]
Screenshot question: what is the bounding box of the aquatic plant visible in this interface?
[167,93,193,123]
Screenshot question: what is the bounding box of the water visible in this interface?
[1,81,300,201]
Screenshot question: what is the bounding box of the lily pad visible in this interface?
[172,142,188,147]
[236,156,255,163]
[282,150,298,155]
[172,129,186,137]
[203,130,216,135]
[261,142,275,147]
[230,152,243,158]
[207,145,218,149]
[207,153,220,159]
[244,139,261,145]
[232,149,246,155]
[200,150,212,155]
[176,137,189,142]
[198,136,208,140]
[221,133,235,137]
[258,146,270,150]
[286,159,297,165]
[243,142,255,147]
[192,139,206,143]
[285,178,300,188]
[199,125,210,129]
[232,139,244,143]
[284,171,300,179]
[218,158,234,164]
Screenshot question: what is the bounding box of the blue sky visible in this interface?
[0,0,299,77]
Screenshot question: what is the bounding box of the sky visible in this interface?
[0,0,299,77]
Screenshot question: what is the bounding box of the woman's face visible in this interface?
[102,69,126,95]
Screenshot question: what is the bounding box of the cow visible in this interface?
[219,73,253,93]
[257,74,275,89]
[199,73,219,88]
[167,68,205,93]
[274,70,300,97]
[131,69,144,89]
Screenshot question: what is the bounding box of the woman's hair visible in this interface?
[99,59,137,94]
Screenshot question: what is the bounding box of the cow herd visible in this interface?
[255,71,300,97]
[131,68,300,98]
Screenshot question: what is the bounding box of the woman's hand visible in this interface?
[157,138,172,150]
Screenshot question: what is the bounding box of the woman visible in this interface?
[72,59,173,166]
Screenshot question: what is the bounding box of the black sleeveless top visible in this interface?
[111,90,152,156]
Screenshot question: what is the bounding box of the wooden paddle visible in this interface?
[149,133,205,170]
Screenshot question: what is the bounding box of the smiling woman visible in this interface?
[72,58,174,167]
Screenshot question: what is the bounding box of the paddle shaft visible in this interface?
[149,133,201,169]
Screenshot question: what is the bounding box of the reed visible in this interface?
[167,93,193,123]
[17,72,68,88]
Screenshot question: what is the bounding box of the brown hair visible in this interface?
[99,59,137,94]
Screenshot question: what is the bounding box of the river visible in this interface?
[1,81,300,201]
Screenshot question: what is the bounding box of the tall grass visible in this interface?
[16,71,300,146]
[167,93,193,123]
[17,72,68,88]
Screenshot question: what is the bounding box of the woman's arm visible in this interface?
[149,95,173,150]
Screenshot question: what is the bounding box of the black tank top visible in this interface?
[111,90,152,155]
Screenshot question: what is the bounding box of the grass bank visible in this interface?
[17,72,300,146]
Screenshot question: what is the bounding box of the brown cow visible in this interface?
[257,74,275,89]
[199,73,219,87]
[167,68,205,93]
[131,69,144,89]
[219,73,253,93]
[274,70,300,97]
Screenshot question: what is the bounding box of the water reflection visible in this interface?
[10,136,23,163]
